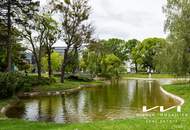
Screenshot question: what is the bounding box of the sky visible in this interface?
[88,0,167,41]
[41,0,167,46]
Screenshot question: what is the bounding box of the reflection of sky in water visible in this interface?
[6,79,179,123]
[24,100,39,121]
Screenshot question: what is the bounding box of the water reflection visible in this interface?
[6,79,178,123]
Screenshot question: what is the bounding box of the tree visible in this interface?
[21,14,47,78]
[127,39,140,72]
[0,0,40,72]
[0,42,28,72]
[135,38,166,73]
[80,40,126,78]
[43,13,60,78]
[163,0,190,75]
[0,23,7,45]
[42,52,63,72]
[0,24,26,72]
[102,54,122,78]
[102,38,128,62]
[53,0,93,83]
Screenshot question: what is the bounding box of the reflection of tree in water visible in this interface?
[5,102,25,118]
[6,79,179,123]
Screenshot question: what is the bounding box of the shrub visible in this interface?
[67,74,93,82]
[0,72,21,98]
[0,72,56,99]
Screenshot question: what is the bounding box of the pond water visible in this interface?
[6,79,179,123]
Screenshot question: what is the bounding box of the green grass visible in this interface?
[1,82,190,130]
[123,73,176,78]
[37,80,105,92]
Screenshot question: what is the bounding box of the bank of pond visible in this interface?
[2,78,184,123]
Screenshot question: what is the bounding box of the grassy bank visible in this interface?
[1,83,190,130]
[123,73,176,78]
[37,80,105,92]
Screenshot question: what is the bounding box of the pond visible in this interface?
[5,79,180,123]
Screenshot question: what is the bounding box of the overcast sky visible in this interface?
[41,0,167,46]
[89,0,167,41]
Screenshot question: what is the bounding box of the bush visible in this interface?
[0,72,56,99]
[67,74,93,82]
[0,73,20,98]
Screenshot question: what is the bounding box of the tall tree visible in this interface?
[163,0,190,75]
[0,0,39,72]
[42,52,63,73]
[102,38,128,62]
[127,39,141,72]
[43,14,60,78]
[135,38,166,73]
[53,0,93,83]
[22,14,47,78]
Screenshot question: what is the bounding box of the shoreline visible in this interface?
[160,86,185,106]
[0,78,186,122]
[19,84,102,98]
[0,80,108,117]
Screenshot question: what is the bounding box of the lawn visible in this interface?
[0,82,190,130]
[123,73,176,78]
[37,80,105,92]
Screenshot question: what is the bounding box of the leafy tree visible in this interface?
[0,23,7,45]
[126,39,140,53]
[42,52,63,72]
[162,0,190,75]
[0,43,28,72]
[135,38,166,73]
[102,54,122,78]
[81,40,126,78]
[127,39,141,72]
[42,13,60,78]
[0,0,40,72]
[21,14,47,78]
[0,24,26,72]
[102,39,128,61]
[53,0,93,83]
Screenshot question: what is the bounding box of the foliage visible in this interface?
[16,75,56,92]
[127,39,141,72]
[0,73,20,98]
[21,13,50,78]
[67,75,93,82]
[0,43,29,72]
[42,52,63,72]
[42,13,61,78]
[0,23,7,45]
[52,0,93,82]
[0,72,56,99]
[0,0,40,72]
[101,54,123,78]
[161,0,190,75]
[102,39,128,61]
[133,38,166,72]
[81,39,126,78]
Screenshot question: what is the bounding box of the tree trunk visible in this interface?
[37,63,41,78]
[6,0,12,72]
[135,62,138,73]
[72,47,79,74]
[61,49,69,83]
[33,52,41,78]
[47,49,52,78]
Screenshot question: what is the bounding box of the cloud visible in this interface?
[89,0,167,41]
[41,0,167,46]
